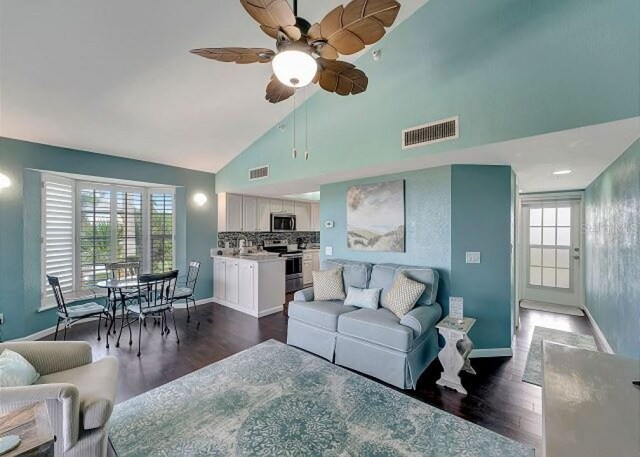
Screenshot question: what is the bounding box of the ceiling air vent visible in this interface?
[248,165,270,181]
[402,116,459,149]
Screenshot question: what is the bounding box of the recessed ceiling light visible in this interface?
[552,170,572,175]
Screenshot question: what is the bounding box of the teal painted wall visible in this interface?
[0,138,217,341]
[320,166,452,306]
[320,164,514,350]
[216,0,639,193]
[584,140,640,359]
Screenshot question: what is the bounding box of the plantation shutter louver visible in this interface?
[79,185,112,288]
[150,191,174,273]
[42,175,75,298]
[116,190,143,264]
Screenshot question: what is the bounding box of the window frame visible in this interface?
[40,176,176,309]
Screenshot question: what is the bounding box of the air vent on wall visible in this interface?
[248,165,270,181]
[402,116,459,149]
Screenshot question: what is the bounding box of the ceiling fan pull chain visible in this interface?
[292,88,297,159]
[304,85,309,160]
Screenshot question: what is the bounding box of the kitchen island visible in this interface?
[212,253,285,318]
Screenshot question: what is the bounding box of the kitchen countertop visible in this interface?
[301,248,321,252]
[212,253,284,263]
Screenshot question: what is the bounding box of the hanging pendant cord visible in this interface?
[305,85,309,160]
[293,0,298,16]
[292,88,297,158]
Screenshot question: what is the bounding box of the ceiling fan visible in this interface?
[190,0,401,104]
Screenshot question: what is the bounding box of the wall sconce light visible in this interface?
[0,172,11,190]
[193,193,207,206]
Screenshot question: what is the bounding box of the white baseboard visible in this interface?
[171,297,215,309]
[583,306,615,354]
[258,305,284,317]
[469,347,513,358]
[216,299,282,318]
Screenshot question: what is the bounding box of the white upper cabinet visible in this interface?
[218,193,244,232]
[257,198,271,232]
[282,200,295,213]
[295,202,311,231]
[270,199,283,213]
[243,196,258,232]
[311,203,321,231]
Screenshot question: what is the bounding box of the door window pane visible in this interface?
[557,207,571,226]
[530,248,542,266]
[543,227,556,245]
[543,267,556,287]
[530,227,542,245]
[543,208,556,226]
[530,267,541,286]
[530,208,542,226]
[542,248,556,267]
[556,269,570,288]
[557,227,570,246]
[557,249,570,268]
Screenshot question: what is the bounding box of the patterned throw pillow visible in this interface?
[313,268,346,301]
[344,286,382,309]
[0,349,40,387]
[381,271,426,318]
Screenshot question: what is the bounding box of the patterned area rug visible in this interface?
[523,326,598,386]
[110,340,534,456]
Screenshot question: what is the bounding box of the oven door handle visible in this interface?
[291,217,296,231]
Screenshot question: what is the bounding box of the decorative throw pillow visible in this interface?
[344,286,382,309]
[0,349,40,387]
[381,271,426,318]
[313,268,346,301]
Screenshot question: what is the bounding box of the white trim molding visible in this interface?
[171,297,215,309]
[469,347,513,358]
[583,306,615,354]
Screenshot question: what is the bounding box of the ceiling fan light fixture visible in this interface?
[272,50,317,88]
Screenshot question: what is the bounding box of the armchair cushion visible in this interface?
[0,349,39,387]
[36,356,118,430]
[288,300,356,331]
[0,341,92,376]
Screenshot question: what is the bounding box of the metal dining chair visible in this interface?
[47,275,112,343]
[173,261,201,326]
[116,270,179,356]
[105,261,143,332]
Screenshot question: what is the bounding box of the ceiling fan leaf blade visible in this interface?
[266,75,295,103]
[240,0,300,41]
[307,23,322,42]
[316,59,368,96]
[190,47,275,64]
[314,0,400,56]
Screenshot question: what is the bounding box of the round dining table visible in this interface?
[95,279,140,348]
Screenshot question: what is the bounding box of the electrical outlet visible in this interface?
[0,313,4,325]
[325,246,333,256]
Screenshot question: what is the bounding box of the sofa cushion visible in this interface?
[337,308,414,352]
[370,264,439,305]
[381,272,426,318]
[36,356,118,430]
[288,301,357,331]
[322,259,372,290]
[0,349,40,387]
[313,268,346,301]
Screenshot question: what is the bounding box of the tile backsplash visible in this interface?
[217,231,320,248]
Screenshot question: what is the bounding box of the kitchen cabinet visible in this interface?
[295,202,311,231]
[212,255,285,318]
[270,199,283,213]
[257,198,271,231]
[225,260,240,304]
[243,196,258,232]
[238,262,255,311]
[303,259,313,285]
[218,193,244,232]
[312,251,320,272]
[282,200,295,213]
[311,203,321,231]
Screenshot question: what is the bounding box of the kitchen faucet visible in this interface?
[236,234,249,255]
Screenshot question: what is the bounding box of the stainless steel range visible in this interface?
[263,240,303,293]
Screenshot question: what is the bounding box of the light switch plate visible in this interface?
[466,251,481,264]
[325,246,333,256]
[210,248,217,258]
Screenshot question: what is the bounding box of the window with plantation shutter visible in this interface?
[79,185,112,288]
[116,190,143,264]
[150,191,174,273]
[42,175,75,298]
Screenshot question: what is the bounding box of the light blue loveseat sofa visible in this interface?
[287,259,442,389]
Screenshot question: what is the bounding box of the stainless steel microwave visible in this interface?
[271,213,296,232]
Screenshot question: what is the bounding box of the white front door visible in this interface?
[521,199,583,307]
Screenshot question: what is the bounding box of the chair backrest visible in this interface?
[137,270,178,311]
[185,261,201,290]
[106,261,140,280]
[46,275,68,316]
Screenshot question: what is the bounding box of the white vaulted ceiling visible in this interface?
[0,0,428,172]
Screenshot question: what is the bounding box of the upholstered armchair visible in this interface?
[0,341,118,457]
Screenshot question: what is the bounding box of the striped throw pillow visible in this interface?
[313,268,346,301]
[381,271,426,318]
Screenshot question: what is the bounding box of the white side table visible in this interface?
[436,316,476,395]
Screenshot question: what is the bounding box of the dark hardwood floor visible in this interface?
[42,301,604,456]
